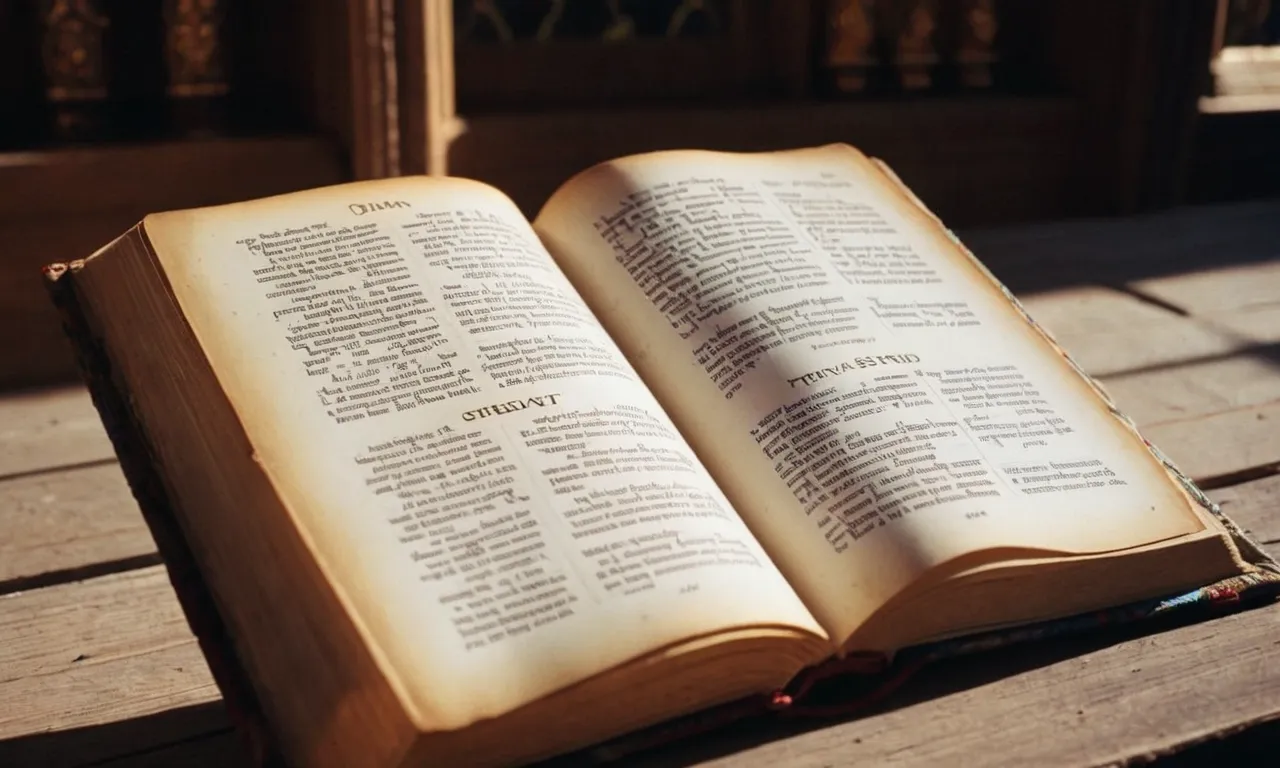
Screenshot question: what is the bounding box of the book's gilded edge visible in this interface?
[42,259,284,768]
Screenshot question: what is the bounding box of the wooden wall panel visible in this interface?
[0,138,344,390]
[447,97,1080,225]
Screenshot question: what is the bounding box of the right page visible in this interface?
[533,144,1206,643]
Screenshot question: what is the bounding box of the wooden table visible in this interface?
[3,200,1280,767]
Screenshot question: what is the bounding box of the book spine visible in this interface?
[823,0,1003,96]
[824,0,880,95]
[954,0,999,89]
[891,0,940,91]
[161,0,232,136]
[37,0,114,142]
[43,260,285,768]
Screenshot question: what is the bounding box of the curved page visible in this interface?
[533,145,1202,642]
[143,177,826,730]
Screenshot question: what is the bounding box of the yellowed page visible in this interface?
[142,176,826,731]
[533,144,1203,643]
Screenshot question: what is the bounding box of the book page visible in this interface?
[533,145,1203,642]
[142,177,826,729]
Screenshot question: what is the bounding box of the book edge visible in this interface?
[864,157,1280,580]
[42,254,286,768]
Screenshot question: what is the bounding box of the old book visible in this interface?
[45,144,1280,768]
[160,0,233,136]
[38,0,113,141]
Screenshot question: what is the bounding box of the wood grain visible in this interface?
[1019,285,1189,338]
[1019,286,1243,377]
[1142,401,1280,484]
[448,96,1079,226]
[1099,350,1280,428]
[0,462,153,592]
[0,385,114,478]
[0,137,344,221]
[1204,305,1280,342]
[1083,285,1280,430]
[1132,260,1280,317]
[0,137,346,390]
[1014,280,1280,481]
[397,0,459,177]
[345,0,401,179]
[0,210,138,389]
[630,602,1280,767]
[2,559,1277,768]
[0,567,225,768]
[1211,475,1280,547]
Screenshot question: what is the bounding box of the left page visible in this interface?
[141,177,827,731]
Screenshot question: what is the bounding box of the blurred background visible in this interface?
[1,0,1278,391]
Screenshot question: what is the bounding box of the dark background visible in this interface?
[1,0,1278,390]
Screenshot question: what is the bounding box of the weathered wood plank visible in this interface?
[0,462,155,592]
[1204,305,1280,342]
[1211,474,1280,548]
[1084,299,1280,428]
[1099,352,1280,428]
[0,212,122,390]
[1131,261,1280,317]
[1142,401,1280,484]
[0,386,114,478]
[1012,290,1280,480]
[1018,285,1180,338]
[628,602,1280,768]
[0,567,225,768]
[1019,286,1244,378]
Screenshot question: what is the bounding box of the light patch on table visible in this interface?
[0,462,154,586]
[0,385,115,477]
[1143,401,1280,483]
[1101,352,1280,426]
[1130,260,1280,315]
[1022,286,1249,378]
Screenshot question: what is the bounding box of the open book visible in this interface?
[45,145,1280,768]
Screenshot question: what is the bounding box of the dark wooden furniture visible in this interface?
[2,200,1279,767]
[0,1,373,389]
[2,0,1265,392]
[1190,0,1280,204]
